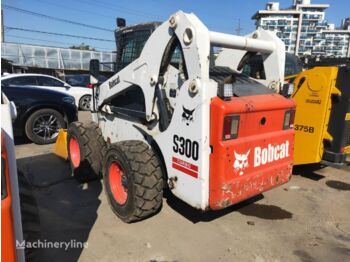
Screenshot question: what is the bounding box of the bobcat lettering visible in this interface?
[254,141,289,167]
[232,141,290,175]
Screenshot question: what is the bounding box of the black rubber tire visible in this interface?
[103,141,163,223]
[25,108,65,145]
[78,95,91,111]
[18,171,41,261]
[67,121,107,183]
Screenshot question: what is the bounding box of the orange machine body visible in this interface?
[209,94,295,209]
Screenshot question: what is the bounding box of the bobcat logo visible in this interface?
[182,106,195,126]
[233,150,250,176]
[109,76,120,89]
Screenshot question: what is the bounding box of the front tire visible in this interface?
[79,95,91,111]
[103,141,163,223]
[25,108,65,144]
[67,121,107,182]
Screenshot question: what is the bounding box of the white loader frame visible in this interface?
[215,29,286,92]
[92,11,285,209]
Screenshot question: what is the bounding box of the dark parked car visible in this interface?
[2,85,78,144]
[64,74,108,88]
[2,74,92,111]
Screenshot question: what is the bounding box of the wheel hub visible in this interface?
[69,136,81,168]
[109,161,128,205]
[32,114,60,141]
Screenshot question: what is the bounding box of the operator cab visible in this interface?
[105,22,278,126]
[115,20,161,72]
[115,20,184,73]
[114,19,276,102]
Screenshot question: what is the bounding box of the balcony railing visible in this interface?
[303,14,321,20]
[301,28,319,33]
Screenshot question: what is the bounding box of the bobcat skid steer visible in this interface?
[65,11,296,223]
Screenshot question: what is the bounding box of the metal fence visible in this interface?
[1,42,116,72]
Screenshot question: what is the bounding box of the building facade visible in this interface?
[252,0,350,57]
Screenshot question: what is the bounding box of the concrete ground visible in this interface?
[15,111,350,262]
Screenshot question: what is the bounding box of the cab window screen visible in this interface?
[117,30,151,71]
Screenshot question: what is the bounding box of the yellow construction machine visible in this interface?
[287,66,350,166]
[241,54,350,166]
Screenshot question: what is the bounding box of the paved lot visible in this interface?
[15,111,350,262]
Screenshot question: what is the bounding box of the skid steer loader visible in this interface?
[59,11,296,223]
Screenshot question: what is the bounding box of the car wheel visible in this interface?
[79,95,91,111]
[25,108,66,144]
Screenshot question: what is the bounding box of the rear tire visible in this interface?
[103,141,163,223]
[67,121,107,182]
[79,95,91,111]
[18,171,41,261]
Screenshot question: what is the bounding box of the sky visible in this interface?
[2,0,349,52]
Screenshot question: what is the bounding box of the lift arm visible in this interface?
[97,11,285,121]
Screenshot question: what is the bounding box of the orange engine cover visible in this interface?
[209,94,296,209]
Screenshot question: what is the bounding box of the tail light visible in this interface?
[223,115,240,140]
[283,109,295,130]
[87,83,94,88]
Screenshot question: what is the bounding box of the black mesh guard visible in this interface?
[210,66,274,97]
